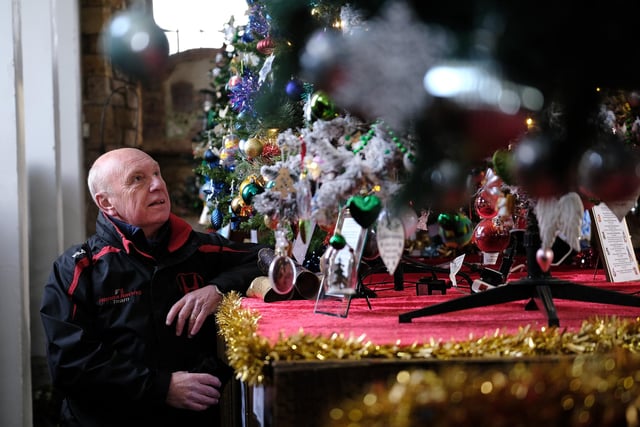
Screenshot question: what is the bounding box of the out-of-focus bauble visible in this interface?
[257,36,276,55]
[473,217,511,253]
[223,134,240,149]
[242,137,264,159]
[230,196,245,215]
[577,140,640,204]
[227,75,241,89]
[241,182,264,204]
[101,8,169,82]
[437,212,473,248]
[427,160,472,211]
[492,149,516,186]
[204,148,218,164]
[285,78,305,100]
[512,134,572,198]
[264,214,278,230]
[306,91,338,122]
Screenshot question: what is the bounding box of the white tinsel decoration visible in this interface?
[252,116,410,227]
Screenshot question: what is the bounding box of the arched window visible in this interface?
[153,0,249,54]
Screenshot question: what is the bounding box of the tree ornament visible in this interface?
[241,182,263,205]
[306,91,338,122]
[346,194,382,228]
[512,134,572,198]
[242,137,264,159]
[204,148,219,164]
[264,214,278,230]
[227,75,241,89]
[437,212,473,249]
[285,78,305,100]
[230,195,245,215]
[100,7,169,82]
[268,228,295,295]
[474,188,500,219]
[536,247,554,272]
[577,139,640,204]
[376,209,405,275]
[257,36,276,55]
[329,233,347,250]
[210,205,224,231]
[272,167,296,197]
[223,134,240,149]
[472,217,511,253]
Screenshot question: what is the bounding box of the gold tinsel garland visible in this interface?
[216,292,640,388]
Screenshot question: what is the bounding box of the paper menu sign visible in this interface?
[591,203,640,282]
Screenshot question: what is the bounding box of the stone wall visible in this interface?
[80,0,220,233]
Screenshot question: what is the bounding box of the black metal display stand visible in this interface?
[399,211,640,327]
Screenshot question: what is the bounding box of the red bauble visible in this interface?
[473,218,511,253]
[257,36,276,55]
[227,75,241,89]
[474,188,500,219]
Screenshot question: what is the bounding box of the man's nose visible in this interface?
[150,176,166,191]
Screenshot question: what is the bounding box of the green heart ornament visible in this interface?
[347,194,382,228]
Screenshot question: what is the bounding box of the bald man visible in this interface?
[41,148,267,427]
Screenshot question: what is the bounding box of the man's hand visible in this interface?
[166,371,222,411]
[166,285,223,337]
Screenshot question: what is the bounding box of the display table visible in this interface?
[217,266,640,426]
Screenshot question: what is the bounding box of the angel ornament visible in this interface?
[533,192,584,272]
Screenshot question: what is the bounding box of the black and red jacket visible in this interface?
[40,212,267,427]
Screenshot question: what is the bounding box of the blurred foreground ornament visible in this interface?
[512,134,573,198]
[101,6,169,81]
[577,138,640,205]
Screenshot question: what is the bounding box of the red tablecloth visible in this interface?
[242,267,640,344]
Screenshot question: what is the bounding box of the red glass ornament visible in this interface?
[474,189,499,219]
[473,218,511,253]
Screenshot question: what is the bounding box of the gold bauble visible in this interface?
[230,195,245,215]
[243,137,264,159]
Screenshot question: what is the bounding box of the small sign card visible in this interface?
[590,203,640,282]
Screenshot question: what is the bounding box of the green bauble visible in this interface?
[329,233,347,250]
[308,91,337,121]
[241,182,264,205]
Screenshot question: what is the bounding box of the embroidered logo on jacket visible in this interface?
[177,273,204,294]
[98,288,142,305]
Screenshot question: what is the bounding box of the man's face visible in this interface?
[101,150,171,237]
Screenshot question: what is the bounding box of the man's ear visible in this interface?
[95,193,117,216]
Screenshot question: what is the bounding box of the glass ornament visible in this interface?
[101,7,169,81]
[473,217,511,253]
[474,189,499,219]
